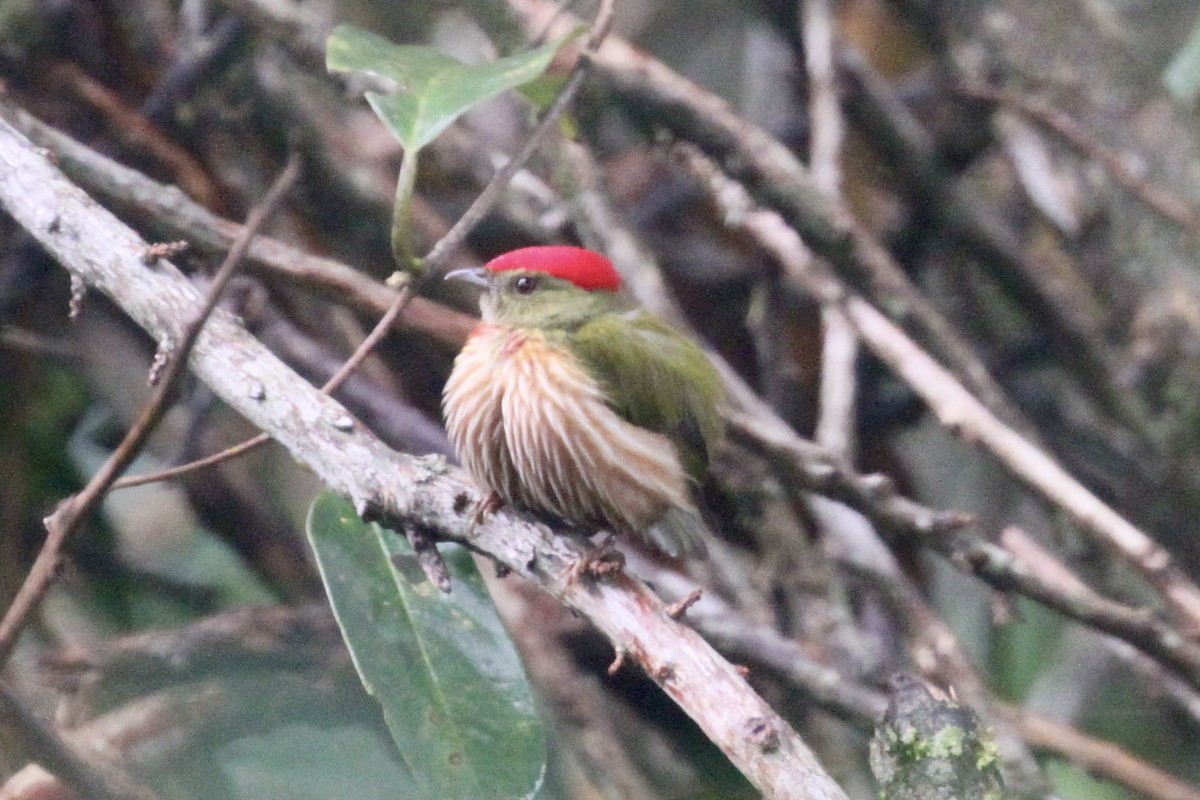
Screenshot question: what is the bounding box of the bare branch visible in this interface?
[953,533,1200,685]
[0,680,164,800]
[1008,709,1200,800]
[960,81,1200,236]
[848,296,1200,630]
[801,0,858,459]
[835,44,1143,433]
[49,62,220,210]
[0,103,475,349]
[0,154,299,666]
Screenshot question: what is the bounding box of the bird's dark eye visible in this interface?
[514,275,539,294]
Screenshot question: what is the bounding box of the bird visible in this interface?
[441,245,723,559]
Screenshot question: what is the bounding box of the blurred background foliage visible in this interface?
[3,0,1200,798]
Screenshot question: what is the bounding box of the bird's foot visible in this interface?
[568,539,626,584]
[470,491,505,528]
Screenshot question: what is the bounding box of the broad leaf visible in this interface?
[216,722,411,800]
[306,492,546,800]
[327,24,579,151]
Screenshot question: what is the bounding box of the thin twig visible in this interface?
[0,156,300,666]
[180,156,302,355]
[0,102,475,349]
[954,535,1200,685]
[113,282,417,490]
[722,406,969,538]
[421,0,615,277]
[321,285,415,393]
[113,432,269,489]
[1007,708,1200,800]
[1000,522,1200,726]
[801,0,843,199]
[801,0,858,459]
[0,681,165,800]
[814,310,857,455]
[49,61,221,210]
[848,296,1200,630]
[960,82,1200,236]
[835,44,1147,438]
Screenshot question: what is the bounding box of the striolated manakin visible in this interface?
[442,246,723,558]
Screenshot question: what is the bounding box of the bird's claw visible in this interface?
[568,540,626,584]
[470,491,505,529]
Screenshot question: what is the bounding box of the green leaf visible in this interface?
[327,24,579,151]
[306,492,546,800]
[217,722,411,800]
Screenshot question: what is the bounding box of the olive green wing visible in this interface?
[566,310,723,483]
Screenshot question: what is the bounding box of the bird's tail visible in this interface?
[646,505,710,559]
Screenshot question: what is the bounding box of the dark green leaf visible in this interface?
[306,492,546,800]
[216,722,411,800]
[327,24,579,151]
